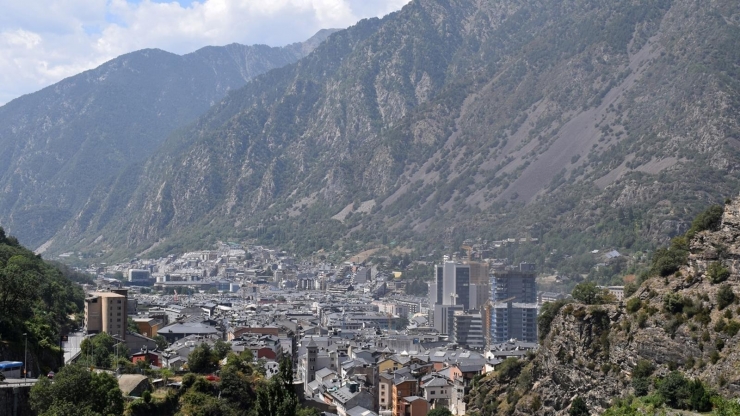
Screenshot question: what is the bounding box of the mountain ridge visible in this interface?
[12,0,740,265]
[0,29,338,250]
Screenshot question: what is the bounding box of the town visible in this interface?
[28,241,622,416]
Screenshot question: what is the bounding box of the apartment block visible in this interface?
[84,290,128,340]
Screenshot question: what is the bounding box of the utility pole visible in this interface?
[23,333,27,380]
[113,334,118,370]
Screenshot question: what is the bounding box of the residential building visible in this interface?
[450,311,485,350]
[489,263,538,343]
[433,304,463,335]
[490,302,538,343]
[468,261,490,310]
[84,290,128,340]
[491,263,537,303]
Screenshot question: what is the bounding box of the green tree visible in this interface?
[127,317,138,333]
[296,408,321,416]
[717,284,735,310]
[428,408,454,416]
[30,364,123,416]
[708,262,731,284]
[569,396,589,416]
[686,205,724,239]
[632,377,650,396]
[160,368,174,385]
[712,395,740,416]
[188,343,216,374]
[153,334,169,351]
[572,282,605,305]
[220,356,257,410]
[650,237,689,277]
[394,316,410,330]
[658,371,691,409]
[213,340,232,360]
[255,357,299,416]
[80,332,116,368]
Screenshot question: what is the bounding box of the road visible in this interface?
[63,331,87,364]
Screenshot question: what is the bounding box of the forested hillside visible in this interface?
[0,227,84,375]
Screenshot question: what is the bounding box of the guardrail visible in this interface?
[0,379,39,388]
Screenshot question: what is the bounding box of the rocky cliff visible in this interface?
[466,198,740,415]
[38,0,740,262]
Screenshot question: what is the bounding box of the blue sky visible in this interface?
[0,0,410,105]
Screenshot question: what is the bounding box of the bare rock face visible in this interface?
[690,198,740,277]
[467,198,740,415]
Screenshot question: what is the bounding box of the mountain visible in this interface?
[0,29,337,249]
[465,199,740,415]
[45,0,740,261]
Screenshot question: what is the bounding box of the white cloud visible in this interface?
[0,0,411,105]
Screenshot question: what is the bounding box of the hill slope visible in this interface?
[47,0,740,260]
[0,29,336,249]
[466,199,740,415]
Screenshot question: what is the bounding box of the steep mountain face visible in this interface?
[50,0,740,259]
[0,29,336,249]
[466,199,740,415]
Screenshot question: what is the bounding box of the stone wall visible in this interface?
[0,385,33,416]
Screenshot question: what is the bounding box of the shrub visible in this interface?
[664,317,683,338]
[626,297,642,313]
[708,262,731,284]
[717,284,735,310]
[637,311,648,328]
[569,397,589,416]
[650,237,689,277]
[715,319,727,333]
[624,283,638,298]
[716,338,725,351]
[724,320,740,337]
[496,358,523,382]
[663,293,685,314]
[538,299,570,342]
[633,360,655,378]
[633,377,651,396]
[686,205,723,240]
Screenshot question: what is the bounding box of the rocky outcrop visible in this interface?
[467,199,740,415]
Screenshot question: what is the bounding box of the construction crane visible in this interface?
[461,245,473,261]
[484,296,516,352]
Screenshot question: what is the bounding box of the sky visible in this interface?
[0,0,411,106]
